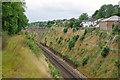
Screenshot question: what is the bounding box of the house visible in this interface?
[99,16,120,31]
[93,18,105,27]
[81,18,96,28]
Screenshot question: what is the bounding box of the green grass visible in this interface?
[2,32,52,78]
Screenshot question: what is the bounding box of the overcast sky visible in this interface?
[25,0,119,23]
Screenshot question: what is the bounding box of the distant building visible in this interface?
[99,16,120,31]
[93,18,105,28]
[81,18,96,28]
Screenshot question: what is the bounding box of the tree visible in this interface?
[79,13,88,20]
[2,2,28,35]
[92,4,119,19]
[74,20,81,27]
[68,19,75,28]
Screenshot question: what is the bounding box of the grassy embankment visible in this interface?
[40,27,119,78]
[2,32,52,78]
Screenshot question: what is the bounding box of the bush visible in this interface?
[68,41,75,50]
[63,28,67,33]
[24,38,40,57]
[68,35,79,50]
[49,42,53,46]
[101,45,110,57]
[57,40,61,44]
[76,27,79,31]
[56,37,58,41]
[60,37,63,40]
[82,55,89,66]
[80,35,85,41]
[73,28,76,32]
[72,35,79,42]
[115,58,120,67]
[57,37,63,44]
[44,37,47,45]
[67,38,70,42]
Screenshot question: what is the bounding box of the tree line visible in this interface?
[2,2,28,35]
[92,4,120,19]
[28,4,119,28]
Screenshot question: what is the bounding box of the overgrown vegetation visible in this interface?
[2,2,28,35]
[25,32,40,57]
[45,58,62,79]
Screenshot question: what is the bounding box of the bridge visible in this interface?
[25,27,47,41]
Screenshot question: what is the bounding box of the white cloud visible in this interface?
[25,0,119,22]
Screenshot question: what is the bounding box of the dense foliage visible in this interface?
[79,13,89,20]
[2,2,28,35]
[68,35,79,50]
[92,4,120,19]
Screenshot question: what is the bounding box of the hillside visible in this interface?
[40,27,119,78]
[2,32,52,78]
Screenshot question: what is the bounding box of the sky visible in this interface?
[25,0,119,23]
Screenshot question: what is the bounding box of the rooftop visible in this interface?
[102,16,120,22]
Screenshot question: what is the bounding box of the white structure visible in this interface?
[81,20,95,28]
[93,18,104,28]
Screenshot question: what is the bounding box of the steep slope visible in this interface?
[40,27,119,78]
[2,33,52,78]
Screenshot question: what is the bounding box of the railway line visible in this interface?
[36,43,88,80]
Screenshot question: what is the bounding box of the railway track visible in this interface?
[36,43,88,80]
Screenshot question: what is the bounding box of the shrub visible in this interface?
[72,35,79,42]
[60,37,63,40]
[56,37,58,41]
[73,28,76,32]
[101,45,110,57]
[82,55,89,66]
[24,38,40,57]
[44,37,47,45]
[103,67,107,73]
[67,38,70,42]
[76,27,79,31]
[57,37,63,44]
[71,57,80,67]
[80,35,85,41]
[63,28,67,33]
[68,41,75,50]
[57,40,61,44]
[115,59,120,67]
[68,35,79,50]
[49,42,53,46]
